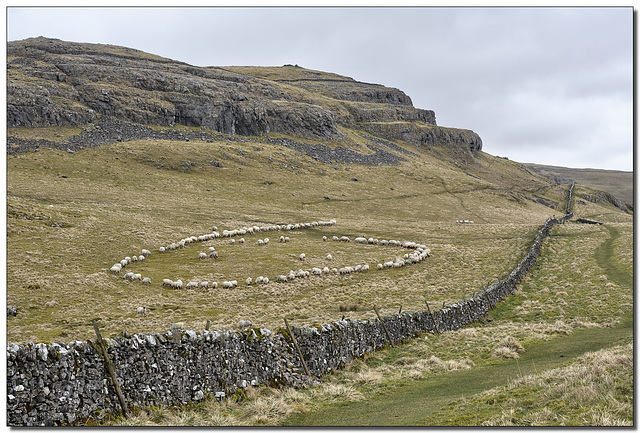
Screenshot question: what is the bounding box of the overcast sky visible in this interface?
[5,6,634,171]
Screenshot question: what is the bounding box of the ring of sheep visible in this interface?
[109,219,431,293]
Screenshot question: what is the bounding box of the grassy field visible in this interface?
[98,189,632,426]
[6,124,633,426]
[6,129,566,343]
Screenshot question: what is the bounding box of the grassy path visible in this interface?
[284,314,632,426]
[284,223,634,426]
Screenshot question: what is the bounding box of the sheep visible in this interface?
[284,237,290,243]
[264,238,269,244]
[276,275,287,283]
[137,306,146,316]
[312,267,323,275]
[280,235,285,243]
[162,278,173,287]
[110,264,122,274]
[377,263,384,270]
[200,281,209,289]
[361,264,370,272]
[123,272,134,280]
[331,268,339,274]
[323,236,327,242]
[239,238,245,244]
[383,261,394,269]
[258,239,264,246]
[323,266,331,274]
[174,279,183,289]
[141,249,151,257]
[120,259,128,268]
[238,319,252,329]
[209,246,216,251]
[198,252,207,260]
[186,281,199,290]
[231,280,238,288]
[355,237,368,244]
[255,276,264,285]
[229,239,236,245]
[131,255,138,263]
[299,253,306,261]
[246,277,252,286]
[222,281,233,289]
[326,253,333,261]
[211,281,218,289]
[142,277,151,285]
[159,246,166,253]
[263,277,269,285]
[138,255,145,262]
[209,250,219,259]
[340,236,351,242]
[332,236,339,242]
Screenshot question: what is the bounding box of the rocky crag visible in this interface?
[7,37,482,162]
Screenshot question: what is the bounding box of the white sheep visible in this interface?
[264,238,269,244]
[312,267,323,275]
[222,281,233,289]
[377,263,384,270]
[280,235,285,243]
[276,275,287,283]
[162,278,173,287]
[332,236,339,242]
[198,252,207,260]
[174,279,183,289]
[211,282,218,289]
[239,238,245,244]
[120,259,128,268]
[323,266,331,274]
[123,271,134,280]
[284,236,290,243]
[131,255,138,263]
[229,239,236,245]
[299,253,306,261]
[142,277,151,285]
[209,250,219,259]
[361,264,370,272]
[256,276,264,284]
[186,281,198,289]
[159,246,166,253]
[110,264,122,274]
[323,236,327,242]
[141,249,151,256]
[258,239,264,246]
[231,280,238,288]
[246,277,252,286]
[326,253,333,261]
[238,319,252,328]
[200,281,209,289]
[137,306,146,316]
[263,277,269,285]
[138,255,145,262]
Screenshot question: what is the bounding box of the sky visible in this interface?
[4,5,634,171]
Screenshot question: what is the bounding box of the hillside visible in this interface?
[524,163,633,208]
[5,37,633,427]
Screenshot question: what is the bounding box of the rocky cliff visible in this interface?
[7,37,482,157]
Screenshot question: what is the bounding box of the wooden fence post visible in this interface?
[284,318,310,376]
[425,301,440,334]
[374,306,395,348]
[92,320,128,419]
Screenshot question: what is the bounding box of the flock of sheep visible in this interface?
[108,219,431,306]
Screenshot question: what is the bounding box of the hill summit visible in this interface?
[7,37,482,159]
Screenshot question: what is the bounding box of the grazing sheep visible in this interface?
[280,236,285,243]
[239,238,245,244]
[159,246,166,253]
[198,252,207,260]
[229,239,236,245]
[326,253,333,261]
[186,281,199,290]
[200,281,209,289]
[142,277,151,285]
[137,306,146,316]
[312,267,323,275]
[123,272,134,280]
[174,279,183,289]
[377,263,384,270]
[276,275,287,283]
[209,246,216,251]
[323,236,327,242]
[332,236,339,242]
[231,280,238,288]
[246,277,252,286]
[120,259,128,268]
[258,239,264,246]
[110,264,122,274]
[355,237,368,244]
[131,255,138,263]
[331,268,339,274]
[323,266,330,274]
[264,238,269,244]
[138,255,145,262]
[299,253,306,261]
[222,281,233,289]
[284,236,290,243]
[384,261,394,269]
[209,250,219,259]
[211,282,218,289]
[162,278,173,287]
[263,277,269,285]
[256,276,264,284]
[361,264,370,272]
[238,319,252,329]
[141,249,151,256]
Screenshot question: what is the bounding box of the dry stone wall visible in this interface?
[6,214,567,426]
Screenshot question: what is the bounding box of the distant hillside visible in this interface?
[524,163,633,206]
[7,37,482,160]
